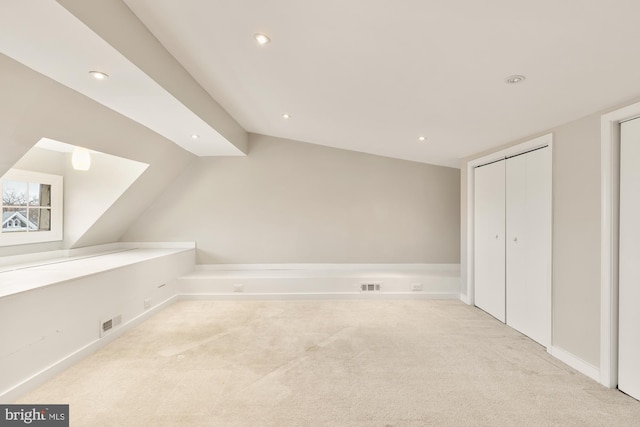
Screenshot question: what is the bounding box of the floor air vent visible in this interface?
[361,283,381,292]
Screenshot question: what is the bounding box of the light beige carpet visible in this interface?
[16,300,640,426]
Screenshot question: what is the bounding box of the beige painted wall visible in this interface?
[460,99,640,368]
[123,134,461,264]
[551,116,601,366]
[63,151,148,247]
[0,53,194,256]
[11,147,66,176]
[6,146,148,250]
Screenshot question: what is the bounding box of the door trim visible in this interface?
[600,101,640,388]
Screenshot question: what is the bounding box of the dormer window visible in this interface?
[1,169,62,246]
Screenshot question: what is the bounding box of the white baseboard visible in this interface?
[548,345,600,383]
[0,295,178,403]
[459,293,471,305]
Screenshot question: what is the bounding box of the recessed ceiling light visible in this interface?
[254,33,271,45]
[282,113,291,119]
[191,134,200,139]
[505,75,526,84]
[418,136,426,141]
[89,70,109,80]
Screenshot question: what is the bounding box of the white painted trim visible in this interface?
[0,295,178,403]
[179,292,460,301]
[459,293,471,305]
[190,264,460,280]
[464,134,552,307]
[548,346,600,383]
[600,101,640,388]
[195,263,458,272]
[0,241,196,270]
[119,241,196,250]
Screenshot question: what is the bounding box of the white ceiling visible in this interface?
[0,1,243,157]
[3,1,640,168]
[121,0,640,167]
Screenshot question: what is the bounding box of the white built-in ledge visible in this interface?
[178,263,461,298]
[0,242,195,299]
[188,263,459,278]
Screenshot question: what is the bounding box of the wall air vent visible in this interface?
[102,319,112,334]
[360,283,381,292]
[100,315,122,338]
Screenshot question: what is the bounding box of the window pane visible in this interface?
[2,181,28,206]
[28,183,51,207]
[29,208,51,231]
[2,207,28,233]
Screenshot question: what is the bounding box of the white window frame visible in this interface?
[0,169,63,246]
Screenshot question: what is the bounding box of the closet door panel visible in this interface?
[619,117,640,400]
[474,160,506,322]
[505,154,527,330]
[506,147,551,346]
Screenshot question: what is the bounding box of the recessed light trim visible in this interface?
[505,74,526,84]
[418,136,426,141]
[89,70,109,80]
[254,33,271,45]
[191,134,200,140]
[282,113,291,119]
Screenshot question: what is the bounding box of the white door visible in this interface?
[619,117,640,400]
[505,147,551,346]
[474,160,506,322]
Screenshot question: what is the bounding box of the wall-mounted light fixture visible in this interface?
[72,147,91,171]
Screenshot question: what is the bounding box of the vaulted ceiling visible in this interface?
[4,0,640,168]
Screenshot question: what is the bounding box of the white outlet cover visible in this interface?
[233,284,244,292]
[411,283,423,291]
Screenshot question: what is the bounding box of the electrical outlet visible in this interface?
[233,283,244,293]
[411,283,423,291]
[144,298,152,309]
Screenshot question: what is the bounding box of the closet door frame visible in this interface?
[601,101,640,389]
[464,133,553,343]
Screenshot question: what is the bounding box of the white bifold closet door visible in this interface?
[505,147,551,347]
[474,146,551,347]
[619,117,640,400]
[474,160,506,322]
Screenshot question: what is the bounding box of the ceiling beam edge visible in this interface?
[56,0,249,155]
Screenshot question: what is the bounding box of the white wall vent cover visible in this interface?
[99,314,122,338]
[360,283,381,292]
